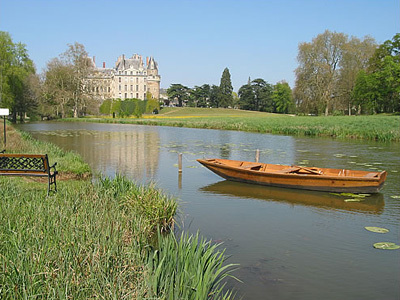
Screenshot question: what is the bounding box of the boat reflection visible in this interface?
[200,180,384,214]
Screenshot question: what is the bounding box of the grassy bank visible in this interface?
[0,126,237,299]
[70,108,400,142]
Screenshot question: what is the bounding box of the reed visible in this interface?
[145,232,238,299]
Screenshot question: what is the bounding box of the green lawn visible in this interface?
[80,108,400,142]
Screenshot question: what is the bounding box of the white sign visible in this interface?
[0,108,10,116]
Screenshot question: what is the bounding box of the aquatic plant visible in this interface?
[145,231,238,299]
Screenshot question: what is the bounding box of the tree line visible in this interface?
[167,32,399,115]
[167,68,295,114]
[1,30,398,122]
[294,31,399,115]
[1,33,98,121]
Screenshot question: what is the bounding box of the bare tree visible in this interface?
[61,42,94,117]
[295,30,347,115]
[43,58,74,118]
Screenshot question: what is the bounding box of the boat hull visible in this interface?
[197,159,387,193]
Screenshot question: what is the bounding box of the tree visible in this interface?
[353,34,400,114]
[190,84,210,107]
[42,58,75,118]
[337,36,376,115]
[219,68,233,108]
[238,78,273,112]
[167,84,189,107]
[209,85,221,108]
[146,92,160,113]
[42,42,95,118]
[294,30,347,116]
[0,31,36,122]
[62,42,94,117]
[273,81,294,114]
[294,30,379,115]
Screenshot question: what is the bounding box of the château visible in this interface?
[88,54,160,101]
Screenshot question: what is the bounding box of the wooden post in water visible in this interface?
[178,153,183,173]
[255,149,260,162]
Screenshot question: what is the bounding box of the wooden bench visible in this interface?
[0,153,58,196]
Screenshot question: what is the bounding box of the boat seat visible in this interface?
[241,164,263,170]
[277,167,301,174]
[364,173,378,178]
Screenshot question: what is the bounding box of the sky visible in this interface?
[1,0,399,91]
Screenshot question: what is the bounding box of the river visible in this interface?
[16,121,400,300]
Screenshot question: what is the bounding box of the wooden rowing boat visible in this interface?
[197,158,387,193]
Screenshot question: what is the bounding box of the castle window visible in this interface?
[130,85,133,91]
[119,85,121,91]
[136,78,139,84]
[136,85,139,91]
[144,85,146,91]
[136,93,139,98]
[124,85,127,91]
[125,93,127,98]
[119,77,121,83]
[130,71,133,75]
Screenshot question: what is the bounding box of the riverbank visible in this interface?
[0,126,237,299]
[64,108,400,142]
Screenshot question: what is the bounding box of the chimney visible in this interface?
[93,56,96,64]
[146,56,149,66]
[103,62,106,68]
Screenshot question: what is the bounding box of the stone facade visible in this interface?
[88,54,160,101]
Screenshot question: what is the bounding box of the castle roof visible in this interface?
[115,54,144,71]
[147,57,158,70]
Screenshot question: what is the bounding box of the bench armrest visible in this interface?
[50,162,58,173]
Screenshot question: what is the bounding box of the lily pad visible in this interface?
[390,195,400,199]
[373,242,400,250]
[365,227,389,233]
[336,193,369,198]
[344,198,363,202]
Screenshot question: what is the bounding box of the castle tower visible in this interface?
[146,57,161,99]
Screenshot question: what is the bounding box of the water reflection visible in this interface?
[36,129,160,181]
[200,180,384,214]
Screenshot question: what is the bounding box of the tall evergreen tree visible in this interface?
[219,68,233,108]
[167,84,189,107]
[238,78,273,112]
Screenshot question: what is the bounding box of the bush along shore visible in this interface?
[0,125,238,299]
[63,108,400,142]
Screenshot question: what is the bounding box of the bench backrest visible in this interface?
[0,154,49,174]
